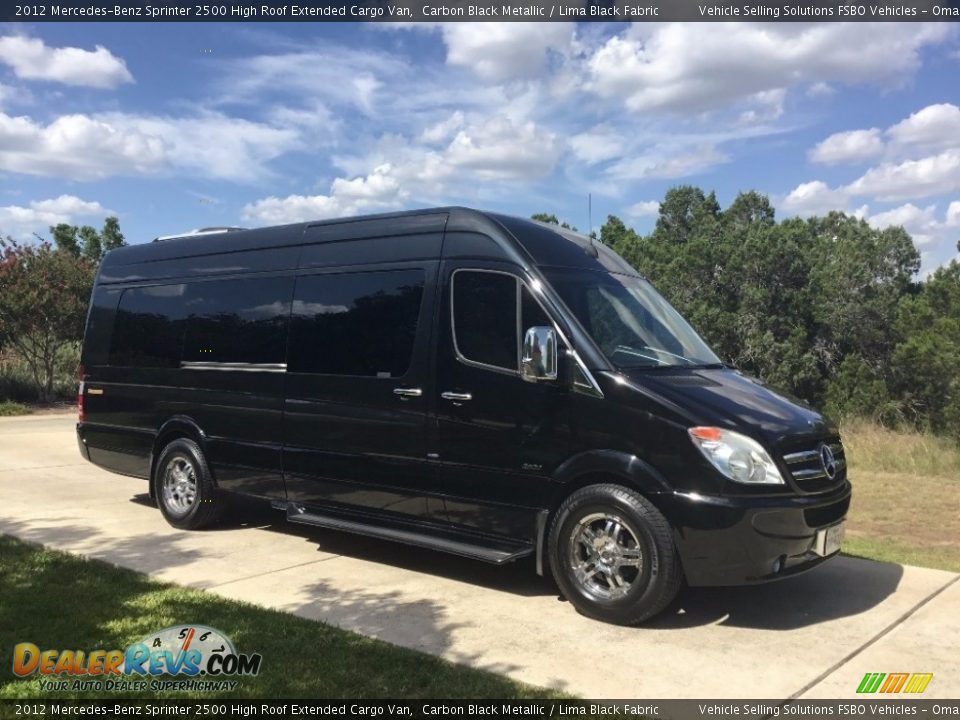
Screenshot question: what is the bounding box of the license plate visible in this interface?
[815,522,845,557]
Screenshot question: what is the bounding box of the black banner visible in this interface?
[3,0,960,22]
[2,699,960,720]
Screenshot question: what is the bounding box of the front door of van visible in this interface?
[282,262,440,521]
[433,262,574,540]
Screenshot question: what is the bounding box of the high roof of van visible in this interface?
[98,206,636,283]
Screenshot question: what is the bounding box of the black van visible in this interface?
[77,207,850,624]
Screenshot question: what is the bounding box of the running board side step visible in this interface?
[287,505,533,565]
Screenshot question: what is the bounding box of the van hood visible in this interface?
[622,367,834,448]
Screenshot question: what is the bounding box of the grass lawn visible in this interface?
[840,418,960,573]
[0,536,556,701]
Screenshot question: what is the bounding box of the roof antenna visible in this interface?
[588,193,593,241]
[586,192,599,258]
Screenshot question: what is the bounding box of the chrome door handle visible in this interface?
[393,387,423,398]
[441,391,472,402]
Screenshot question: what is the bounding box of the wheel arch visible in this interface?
[536,450,673,575]
[549,449,672,511]
[149,416,211,498]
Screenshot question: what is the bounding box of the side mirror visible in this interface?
[521,326,558,383]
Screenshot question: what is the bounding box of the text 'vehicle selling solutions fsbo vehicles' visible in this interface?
[76,207,851,624]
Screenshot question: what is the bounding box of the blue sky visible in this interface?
[1,22,959,272]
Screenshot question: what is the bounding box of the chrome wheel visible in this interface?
[568,512,643,600]
[162,456,197,517]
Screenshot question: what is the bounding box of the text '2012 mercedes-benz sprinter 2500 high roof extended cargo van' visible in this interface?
[77,208,850,624]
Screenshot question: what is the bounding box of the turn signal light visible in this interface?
[689,426,722,442]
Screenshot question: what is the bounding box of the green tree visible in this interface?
[0,238,94,401]
[533,191,960,438]
[101,216,125,254]
[807,215,919,377]
[599,215,641,267]
[50,223,81,257]
[889,261,960,435]
[531,213,576,231]
[79,225,102,262]
[48,216,126,264]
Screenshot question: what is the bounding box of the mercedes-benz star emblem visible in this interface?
[819,443,838,480]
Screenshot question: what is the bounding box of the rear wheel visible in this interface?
[549,483,682,625]
[154,438,224,530]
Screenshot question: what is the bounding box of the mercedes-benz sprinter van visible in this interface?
[77,207,851,624]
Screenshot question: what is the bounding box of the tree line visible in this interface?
[0,218,125,401]
[539,186,960,440]
[2,194,958,441]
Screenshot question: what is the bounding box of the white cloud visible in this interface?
[947,201,960,226]
[420,111,464,144]
[0,35,132,88]
[242,164,403,224]
[445,116,559,180]
[438,23,576,83]
[867,203,939,244]
[608,143,728,180]
[809,128,885,165]
[625,201,660,219]
[0,111,300,181]
[570,126,623,165]
[780,180,850,217]
[218,46,397,115]
[846,150,960,202]
[807,82,836,97]
[865,202,960,273]
[586,24,951,114]
[0,195,109,238]
[243,113,562,225]
[887,103,960,152]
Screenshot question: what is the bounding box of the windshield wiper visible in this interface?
[617,344,697,365]
[613,345,667,365]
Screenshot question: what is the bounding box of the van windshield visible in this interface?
[545,269,722,369]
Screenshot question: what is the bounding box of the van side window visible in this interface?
[109,284,187,368]
[288,269,425,377]
[521,285,552,331]
[453,271,518,371]
[182,277,292,365]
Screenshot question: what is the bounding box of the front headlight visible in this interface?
[688,427,784,485]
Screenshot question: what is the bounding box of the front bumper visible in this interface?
[660,481,852,586]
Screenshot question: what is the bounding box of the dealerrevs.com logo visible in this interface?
[12,625,262,692]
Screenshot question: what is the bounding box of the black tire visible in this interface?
[549,483,682,625]
[153,438,224,530]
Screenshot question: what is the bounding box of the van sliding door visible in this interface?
[282,263,441,520]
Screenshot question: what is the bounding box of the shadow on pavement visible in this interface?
[220,494,560,599]
[648,556,904,630]
[217,495,904,630]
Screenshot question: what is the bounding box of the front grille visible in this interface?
[782,441,847,493]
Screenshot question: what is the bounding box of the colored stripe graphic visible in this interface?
[857,673,886,693]
[903,673,934,694]
[858,672,933,693]
[880,673,909,693]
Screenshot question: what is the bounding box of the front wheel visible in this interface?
[153,438,224,530]
[549,484,682,625]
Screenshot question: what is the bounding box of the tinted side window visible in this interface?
[182,277,292,365]
[453,271,518,371]
[109,284,187,368]
[288,269,425,377]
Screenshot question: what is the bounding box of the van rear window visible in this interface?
[109,284,187,368]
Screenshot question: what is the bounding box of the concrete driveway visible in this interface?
[1,413,957,699]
